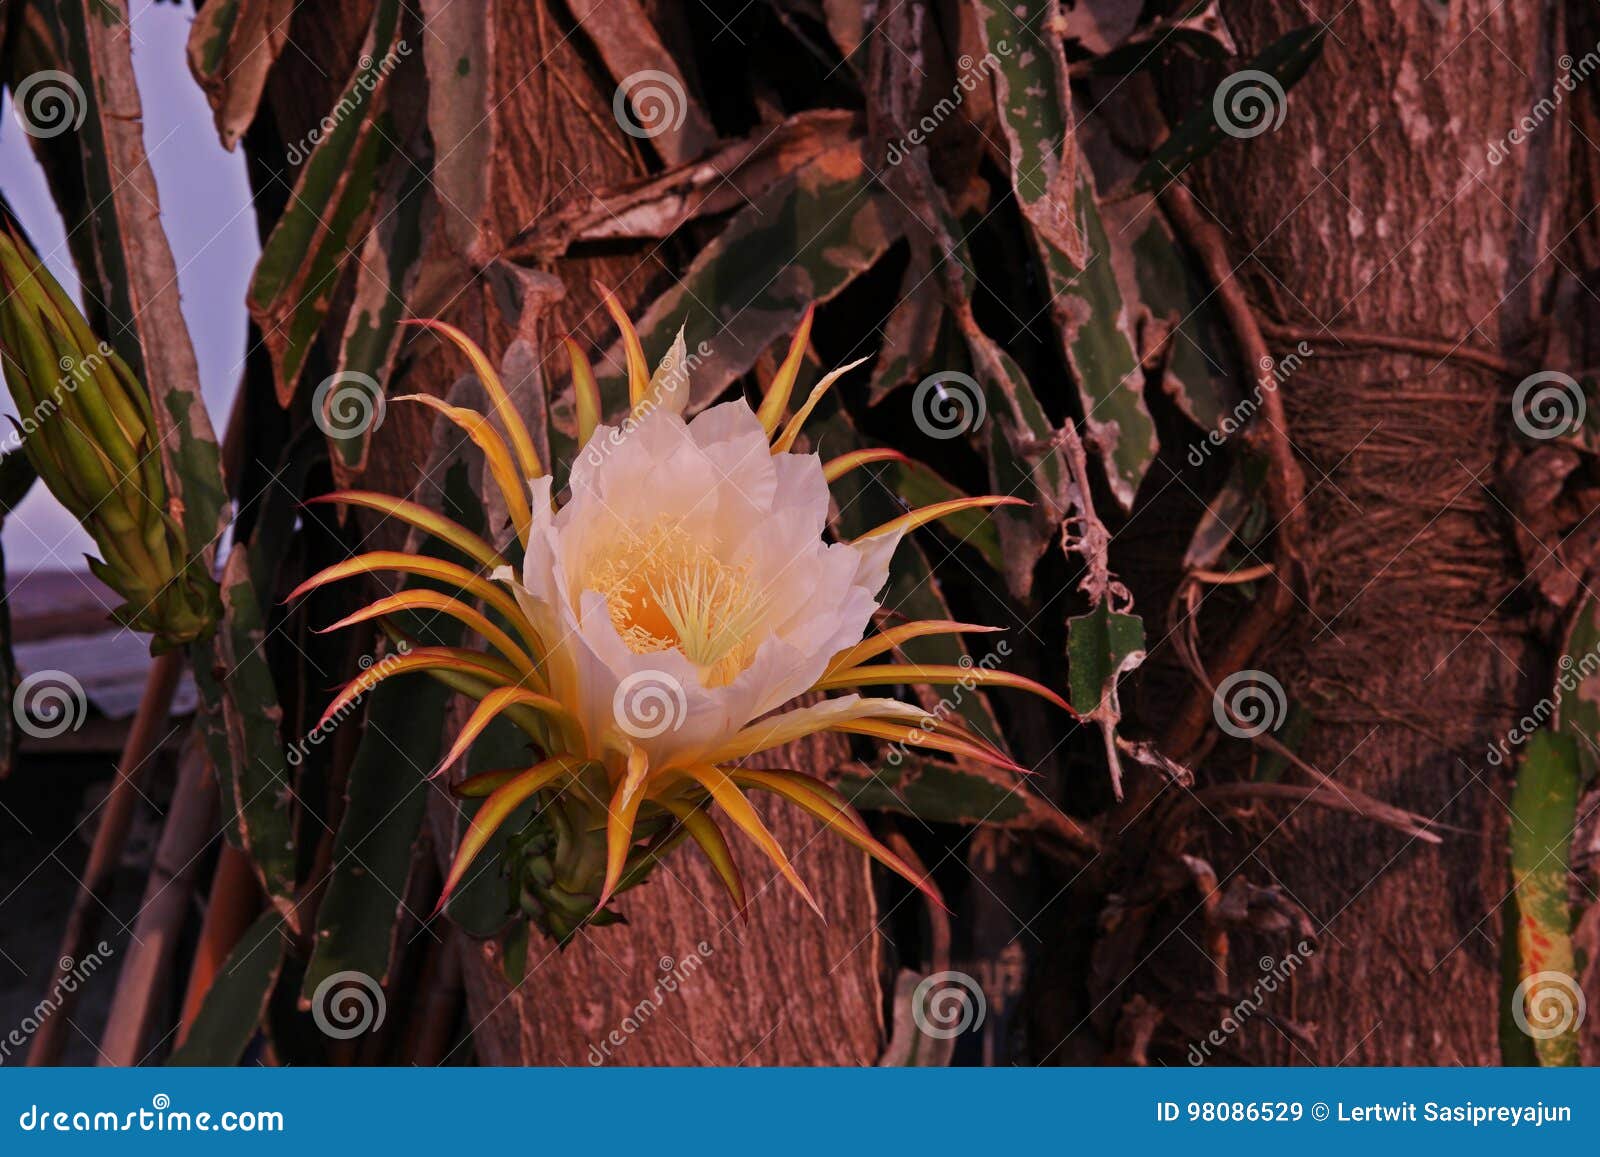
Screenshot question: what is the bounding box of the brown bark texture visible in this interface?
[1177,1,1556,1064]
[455,730,885,1066]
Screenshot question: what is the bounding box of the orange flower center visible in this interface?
[589,519,764,685]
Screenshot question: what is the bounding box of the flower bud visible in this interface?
[0,229,219,649]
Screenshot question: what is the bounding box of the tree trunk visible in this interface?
[1176,1,1555,1063]
[453,729,884,1066]
[326,0,890,1065]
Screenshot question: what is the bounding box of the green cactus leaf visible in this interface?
[166,909,286,1066]
[192,547,296,910]
[419,0,496,264]
[247,0,406,404]
[1037,173,1157,511]
[969,0,1085,267]
[591,146,903,423]
[1500,729,1583,1067]
[186,0,295,150]
[327,111,431,475]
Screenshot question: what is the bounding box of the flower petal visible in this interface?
[404,319,543,480]
[435,684,577,778]
[677,764,822,917]
[698,695,926,766]
[813,663,1071,712]
[437,756,588,912]
[824,620,1002,675]
[598,744,652,905]
[319,589,540,683]
[756,303,813,435]
[731,768,944,908]
[640,322,691,417]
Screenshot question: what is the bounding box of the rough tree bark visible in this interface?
[1176,2,1556,1063]
[452,726,884,1066]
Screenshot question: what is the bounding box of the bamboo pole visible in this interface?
[174,844,262,1047]
[27,647,184,1065]
[96,732,217,1065]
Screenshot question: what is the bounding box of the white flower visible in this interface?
[300,307,1050,931]
[506,398,904,770]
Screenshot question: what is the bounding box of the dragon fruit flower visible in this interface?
[292,293,1066,941]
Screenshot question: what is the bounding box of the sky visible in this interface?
[0,2,257,575]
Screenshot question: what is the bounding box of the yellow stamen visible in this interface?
[588,520,766,684]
